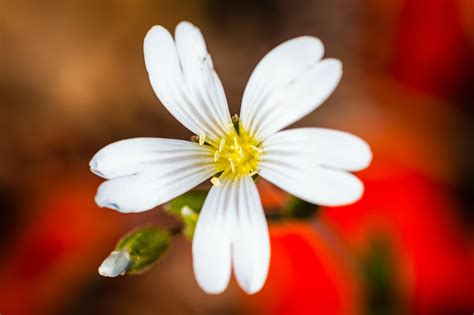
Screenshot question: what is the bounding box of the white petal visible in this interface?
[175,22,232,135]
[92,138,215,213]
[192,180,234,294]
[144,23,232,142]
[90,137,214,179]
[259,154,364,206]
[262,128,372,172]
[231,176,270,294]
[240,36,342,140]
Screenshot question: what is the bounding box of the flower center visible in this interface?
[201,117,262,182]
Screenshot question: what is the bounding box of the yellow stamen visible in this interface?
[210,117,262,179]
[219,138,225,152]
[213,151,220,162]
[233,136,239,148]
[250,145,263,153]
[229,159,235,173]
[210,177,221,186]
[198,133,206,145]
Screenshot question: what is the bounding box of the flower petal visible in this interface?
[259,154,364,206]
[240,36,342,140]
[192,180,234,294]
[144,22,232,142]
[262,128,372,172]
[91,138,215,213]
[175,22,232,136]
[231,176,270,294]
[90,137,214,179]
[95,165,215,213]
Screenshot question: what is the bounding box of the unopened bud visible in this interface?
[98,226,170,276]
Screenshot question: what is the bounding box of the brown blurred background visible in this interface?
[1,1,473,314]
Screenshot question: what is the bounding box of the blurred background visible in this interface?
[1,0,473,314]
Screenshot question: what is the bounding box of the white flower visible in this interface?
[90,21,372,294]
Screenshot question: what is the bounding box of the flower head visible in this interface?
[90,21,372,294]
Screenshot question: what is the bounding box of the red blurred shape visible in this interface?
[323,160,474,314]
[391,0,474,100]
[245,223,361,315]
[0,175,126,315]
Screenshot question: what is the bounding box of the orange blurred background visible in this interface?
[1,1,473,314]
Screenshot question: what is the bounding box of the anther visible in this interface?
[219,138,225,152]
[250,145,263,153]
[210,177,221,186]
[198,133,206,145]
[228,159,235,173]
[233,136,239,148]
[213,151,220,162]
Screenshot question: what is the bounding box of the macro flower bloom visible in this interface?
[90,21,372,294]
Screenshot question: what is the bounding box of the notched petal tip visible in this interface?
[175,20,196,32]
[235,265,269,294]
[240,282,265,295]
[320,176,365,207]
[193,254,232,295]
[321,57,343,80]
[292,35,325,55]
[94,188,122,212]
[199,284,227,295]
[360,139,373,168]
[145,25,168,39]
[89,156,105,178]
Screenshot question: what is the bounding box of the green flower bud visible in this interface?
[99,226,171,276]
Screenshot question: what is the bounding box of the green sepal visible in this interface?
[115,226,170,274]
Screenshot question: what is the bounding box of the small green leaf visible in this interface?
[115,226,170,274]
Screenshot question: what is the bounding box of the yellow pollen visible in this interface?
[210,117,262,179]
